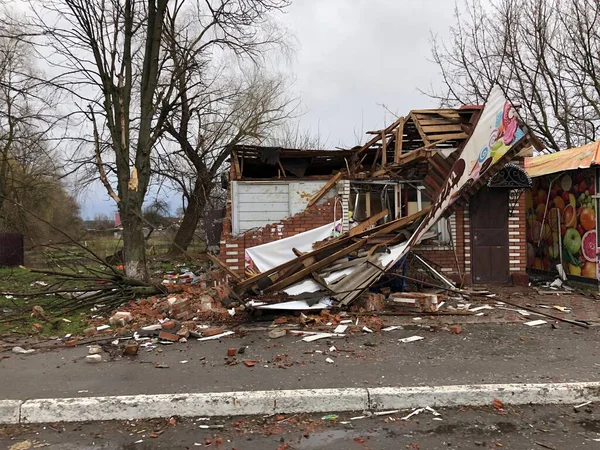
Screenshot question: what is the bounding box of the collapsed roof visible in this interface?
[228,86,538,308]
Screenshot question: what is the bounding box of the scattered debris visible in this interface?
[268,329,287,339]
[325,357,334,364]
[123,341,140,356]
[524,319,548,327]
[198,330,234,341]
[398,336,424,343]
[334,324,349,333]
[88,345,102,355]
[574,401,592,409]
[12,346,35,354]
[85,354,102,363]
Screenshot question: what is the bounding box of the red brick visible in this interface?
[450,325,463,334]
[161,320,176,330]
[202,327,224,337]
[158,331,180,342]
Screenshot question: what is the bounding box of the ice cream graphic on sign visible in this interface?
[469,101,524,182]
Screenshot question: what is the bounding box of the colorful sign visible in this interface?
[526,169,598,279]
[406,86,526,249]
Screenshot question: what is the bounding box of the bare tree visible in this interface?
[157,68,297,254]
[149,0,294,254]
[4,0,291,280]
[428,0,600,150]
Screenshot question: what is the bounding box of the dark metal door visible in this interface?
[470,188,510,284]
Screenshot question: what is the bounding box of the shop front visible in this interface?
[524,142,600,283]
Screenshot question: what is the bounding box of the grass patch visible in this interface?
[0,267,91,338]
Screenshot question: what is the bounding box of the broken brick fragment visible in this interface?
[227,348,237,357]
[176,327,190,339]
[202,327,224,337]
[158,331,180,342]
[161,320,177,330]
[450,325,463,335]
[64,339,79,347]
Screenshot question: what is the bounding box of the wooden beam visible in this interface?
[264,240,367,293]
[231,150,241,180]
[394,118,405,163]
[235,207,430,292]
[307,172,342,208]
[349,209,388,237]
[355,116,404,156]
[428,132,469,141]
[420,124,465,133]
[408,113,431,146]
[206,253,242,282]
[381,131,387,166]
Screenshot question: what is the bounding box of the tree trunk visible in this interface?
[169,180,208,254]
[120,203,149,281]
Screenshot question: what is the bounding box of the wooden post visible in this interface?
[381,131,387,166]
[394,118,405,163]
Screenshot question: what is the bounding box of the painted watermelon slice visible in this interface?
[581,230,597,262]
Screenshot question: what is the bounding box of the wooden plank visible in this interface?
[235,207,430,291]
[428,132,469,141]
[411,109,461,114]
[307,172,342,208]
[408,113,431,146]
[420,124,465,133]
[365,191,371,217]
[381,131,387,166]
[264,239,367,293]
[417,119,463,126]
[231,150,241,180]
[349,209,388,237]
[206,253,242,282]
[394,118,405,163]
[355,116,404,156]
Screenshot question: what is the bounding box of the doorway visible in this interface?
[470,187,510,284]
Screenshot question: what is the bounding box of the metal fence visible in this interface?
[0,233,24,266]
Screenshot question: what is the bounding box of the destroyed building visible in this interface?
[218,88,539,306]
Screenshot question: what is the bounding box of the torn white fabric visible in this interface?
[245,220,341,273]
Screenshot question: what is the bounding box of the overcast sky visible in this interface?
[80,0,458,218]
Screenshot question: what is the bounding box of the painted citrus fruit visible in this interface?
[562,204,577,228]
[580,207,596,231]
[581,230,597,262]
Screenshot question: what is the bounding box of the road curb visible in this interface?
[2,382,600,424]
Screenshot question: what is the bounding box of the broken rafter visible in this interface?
[349,209,389,237]
[264,239,367,293]
[235,207,430,293]
[206,252,242,282]
[307,172,342,208]
[394,118,405,163]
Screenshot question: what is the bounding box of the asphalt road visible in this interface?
[2,404,600,449]
[0,323,599,400]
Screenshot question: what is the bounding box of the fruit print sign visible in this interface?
[526,169,597,279]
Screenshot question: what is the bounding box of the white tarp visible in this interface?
[245,221,340,272]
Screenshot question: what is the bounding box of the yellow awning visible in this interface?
[524,140,600,177]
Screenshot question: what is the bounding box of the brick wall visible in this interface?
[508,188,528,284]
[219,192,338,276]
